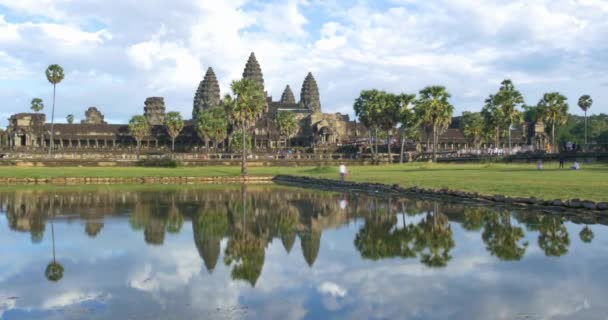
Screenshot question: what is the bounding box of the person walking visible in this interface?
[339,163,347,181]
[559,157,564,169]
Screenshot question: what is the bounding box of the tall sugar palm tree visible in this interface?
[30,98,44,113]
[413,86,453,162]
[45,64,65,156]
[538,92,569,153]
[481,94,502,149]
[196,106,229,152]
[459,112,484,150]
[495,80,524,152]
[45,220,64,282]
[577,95,593,146]
[128,115,150,158]
[275,110,298,148]
[395,93,417,163]
[164,111,184,152]
[227,79,266,176]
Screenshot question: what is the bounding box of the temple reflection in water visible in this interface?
[1,185,599,288]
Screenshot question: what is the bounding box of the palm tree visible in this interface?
[396,93,417,163]
[482,211,528,261]
[538,92,569,153]
[538,216,570,257]
[30,98,44,113]
[275,110,298,148]
[196,106,229,152]
[128,115,150,158]
[481,94,503,149]
[45,64,65,156]
[354,90,384,160]
[579,226,594,243]
[226,79,267,176]
[413,86,453,162]
[45,220,64,282]
[164,111,184,152]
[495,80,524,152]
[577,95,593,146]
[66,114,74,124]
[459,112,484,150]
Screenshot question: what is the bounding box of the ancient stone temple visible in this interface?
[280,85,296,104]
[143,97,166,126]
[193,67,221,118]
[299,72,321,113]
[82,107,106,124]
[242,52,265,90]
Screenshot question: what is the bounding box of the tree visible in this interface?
[354,90,384,161]
[128,115,149,158]
[229,129,252,152]
[45,64,65,156]
[481,94,503,148]
[164,111,184,152]
[66,114,74,124]
[459,112,484,150]
[538,216,570,257]
[395,93,417,163]
[45,221,64,282]
[579,226,594,243]
[577,95,593,146]
[413,86,454,162]
[380,93,404,163]
[30,98,44,113]
[275,110,298,148]
[196,106,229,152]
[538,92,569,153]
[482,211,528,261]
[226,79,267,176]
[495,80,524,151]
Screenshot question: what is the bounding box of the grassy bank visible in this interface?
[0,163,607,201]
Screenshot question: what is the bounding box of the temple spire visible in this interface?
[242,52,265,90]
[280,85,296,104]
[299,72,321,113]
[193,67,221,119]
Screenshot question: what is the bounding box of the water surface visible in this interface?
[0,185,607,320]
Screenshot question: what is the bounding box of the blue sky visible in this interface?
[0,0,607,126]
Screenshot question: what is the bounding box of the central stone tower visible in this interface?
[242,52,265,91]
[193,67,221,119]
[299,72,321,113]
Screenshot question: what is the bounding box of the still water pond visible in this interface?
[0,185,607,320]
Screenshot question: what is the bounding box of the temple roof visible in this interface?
[193,67,221,118]
[299,72,321,113]
[242,52,264,90]
[280,85,296,104]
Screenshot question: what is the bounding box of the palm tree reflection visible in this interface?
[45,220,64,282]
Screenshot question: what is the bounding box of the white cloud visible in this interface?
[318,281,347,297]
[42,291,103,309]
[0,0,606,128]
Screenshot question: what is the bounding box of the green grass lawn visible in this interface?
[0,163,607,201]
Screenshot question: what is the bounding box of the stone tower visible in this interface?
[193,67,221,119]
[280,85,296,104]
[242,52,264,91]
[81,107,107,124]
[299,72,321,113]
[144,97,166,125]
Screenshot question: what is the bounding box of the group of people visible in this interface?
[563,141,582,153]
[537,159,581,170]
